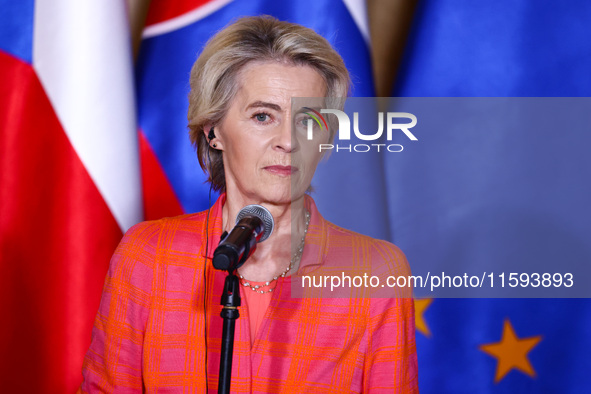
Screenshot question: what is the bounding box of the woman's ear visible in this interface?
[203,124,223,150]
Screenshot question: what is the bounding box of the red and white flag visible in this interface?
[0,1,141,391]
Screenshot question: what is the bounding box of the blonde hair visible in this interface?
[188,15,350,192]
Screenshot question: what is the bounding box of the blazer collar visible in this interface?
[201,193,225,260]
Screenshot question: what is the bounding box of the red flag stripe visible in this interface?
[143,0,233,38]
[139,131,184,220]
[145,0,216,26]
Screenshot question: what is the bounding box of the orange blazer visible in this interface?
[79,194,418,393]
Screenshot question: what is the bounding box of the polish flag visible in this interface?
[0,1,141,391]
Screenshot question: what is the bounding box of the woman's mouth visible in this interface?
[264,165,298,176]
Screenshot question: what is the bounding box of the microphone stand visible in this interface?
[217,232,252,394]
[218,270,240,394]
[213,207,273,393]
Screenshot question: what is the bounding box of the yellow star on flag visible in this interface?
[480,318,542,383]
[414,298,433,337]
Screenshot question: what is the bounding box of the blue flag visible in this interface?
[392,1,591,392]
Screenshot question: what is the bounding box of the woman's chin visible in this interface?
[227,180,309,206]
[259,189,306,206]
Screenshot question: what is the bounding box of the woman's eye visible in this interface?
[254,113,270,122]
[301,117,313,126]
[293,115,311,127]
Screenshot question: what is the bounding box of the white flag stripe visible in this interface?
[33,0,142,231]
[142,0,234,38]
[342,0,370,44]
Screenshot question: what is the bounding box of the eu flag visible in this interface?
[392,1,591,392]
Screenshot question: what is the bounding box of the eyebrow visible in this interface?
[296,106,323,113]
[245,101,282,112]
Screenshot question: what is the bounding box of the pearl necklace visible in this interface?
[238,210,310,294]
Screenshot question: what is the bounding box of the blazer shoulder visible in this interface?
[117,211,208,252]
[126,211,209,233]
[322,218,412,278]
[324,219,408,259]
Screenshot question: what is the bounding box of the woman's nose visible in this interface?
[273,118,299,153]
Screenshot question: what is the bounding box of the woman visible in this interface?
[79,16,418,392]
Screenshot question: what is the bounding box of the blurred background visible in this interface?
[1,0,590,392]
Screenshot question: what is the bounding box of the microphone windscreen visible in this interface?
[235,205,274,242]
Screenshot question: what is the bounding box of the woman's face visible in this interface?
[215,61,327,206]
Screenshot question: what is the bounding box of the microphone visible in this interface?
[212,204,274,272]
